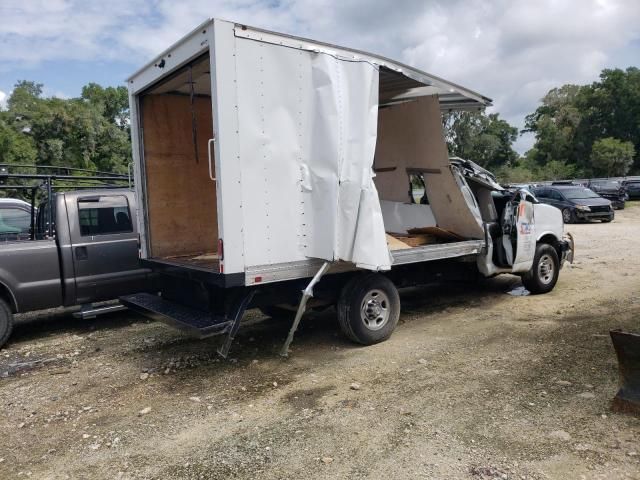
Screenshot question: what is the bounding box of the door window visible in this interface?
[0,207,30,235]
[78,195,133,236]
[549,190,563,201]
[534,189,548,198]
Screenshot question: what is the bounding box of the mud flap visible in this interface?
[610,329,640,414]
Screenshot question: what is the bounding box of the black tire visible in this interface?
[337,273,400,345]
[521,243,560,295]
[0,299,13,349]
[259,305,297,322]
[561,208,575,224]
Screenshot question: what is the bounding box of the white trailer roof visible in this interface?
[127,19,492,111]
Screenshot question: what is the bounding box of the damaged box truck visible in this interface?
[122,19,574,356]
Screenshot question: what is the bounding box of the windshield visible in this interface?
[562,187,601,200]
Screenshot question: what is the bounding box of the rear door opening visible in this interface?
[138,52,219,270]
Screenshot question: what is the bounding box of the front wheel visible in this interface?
[521,243,560,294]
[562,208,574,224]
[337,273,400,345]
[0,299,14,349]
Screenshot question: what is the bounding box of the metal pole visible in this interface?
[280,261,332,357]
[46,177,53,238]
[29,186,37,240]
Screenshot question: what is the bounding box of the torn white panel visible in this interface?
[303,53,391,270]
[236,37,390,271]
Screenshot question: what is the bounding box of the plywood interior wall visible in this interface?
[141,94,218,258]
[373,96,449,203]
[373,96,484,238]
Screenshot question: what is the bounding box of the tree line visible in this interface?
[445,66,639,182]
[1,66,638,183]
[0,81,131,174]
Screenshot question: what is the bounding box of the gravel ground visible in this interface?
[1,204,639,480]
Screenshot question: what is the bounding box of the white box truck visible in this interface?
[122,19,574,356]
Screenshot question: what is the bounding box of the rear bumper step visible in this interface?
[121,293,232,338]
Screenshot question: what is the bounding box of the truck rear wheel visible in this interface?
[521,243,560,294]
[337,273,400,345]
[0,299,13,349]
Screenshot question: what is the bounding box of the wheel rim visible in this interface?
[562,209,571,223]
[360,289,390,331]
[537,254,555,285]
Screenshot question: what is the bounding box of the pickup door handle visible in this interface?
[75,246,88,260]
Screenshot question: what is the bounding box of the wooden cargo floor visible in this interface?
[160,252,219,270]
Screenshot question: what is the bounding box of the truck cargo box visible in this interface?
[128,19,492,287]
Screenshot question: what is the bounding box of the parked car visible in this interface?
[533,185,614,223]
[0,189,151,348]
[0,198,33,241]
[623,179,640,199]
[587,179,627,209]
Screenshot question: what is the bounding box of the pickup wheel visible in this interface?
[337,273,400,345]
[521,243,560,295]
[0,299,13,349]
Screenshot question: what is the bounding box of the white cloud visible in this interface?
[1,0,639,153]
[0,90,6,110]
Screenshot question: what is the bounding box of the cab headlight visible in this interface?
[575,205,591,212]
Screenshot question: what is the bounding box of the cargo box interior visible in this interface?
[374,71,485,246]
[138,54,485,271]
[138,53,219,269]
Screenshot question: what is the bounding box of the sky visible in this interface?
[1,0,639,154]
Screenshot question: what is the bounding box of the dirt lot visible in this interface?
[1,205,639,480]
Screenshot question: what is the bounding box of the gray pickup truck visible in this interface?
[0,189,149,348]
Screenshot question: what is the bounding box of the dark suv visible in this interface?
[587,180,627,209]
[533,185,614,223]
[623,179,640,199]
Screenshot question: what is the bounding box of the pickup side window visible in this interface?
[0,207,30,235]
[78,195,133,236]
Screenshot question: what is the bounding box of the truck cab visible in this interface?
[0,189,149,348]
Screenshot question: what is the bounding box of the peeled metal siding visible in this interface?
[235,34,391,271]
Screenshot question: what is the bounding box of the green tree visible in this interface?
[524,67,640,175]
[81,83,130,127]
[443,111,518,169]
[523,84,582,167]
[590,137,635,177]
[0,113,37,165]
[1,80,132,174]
